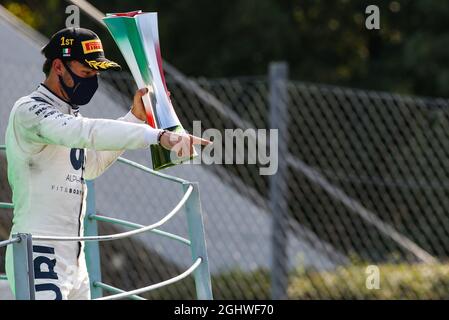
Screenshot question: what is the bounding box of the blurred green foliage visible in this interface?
[288,263,449,299]
[1,0,449,97]
[4,1,40,27]
[139,262,449,299]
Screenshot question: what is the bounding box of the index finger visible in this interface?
[187,134,212,145]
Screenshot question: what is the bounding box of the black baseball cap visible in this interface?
[41,27,121,71]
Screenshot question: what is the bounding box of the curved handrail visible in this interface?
[32,184,193,242]
[96,257,202,300]
[0,237,20,248]
[1,144,211,300]
[0,202,13,209]
[117,157,190,185]
[94,282,146,300]
[90,214,191,246]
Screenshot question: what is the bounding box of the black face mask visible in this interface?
[59,61,98,106]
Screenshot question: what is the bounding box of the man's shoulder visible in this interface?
[14,90,52,108]
[8,96,58,130]
[12,90,55,116]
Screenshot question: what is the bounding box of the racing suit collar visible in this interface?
[36,84,76,114]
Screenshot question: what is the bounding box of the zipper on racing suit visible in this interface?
[77,158,85,259]
[72,107,84,259]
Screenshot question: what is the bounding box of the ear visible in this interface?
[52,59,65,76]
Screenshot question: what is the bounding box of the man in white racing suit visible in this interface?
[4,27,209,300]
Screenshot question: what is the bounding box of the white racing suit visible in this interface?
[5,84,161,300]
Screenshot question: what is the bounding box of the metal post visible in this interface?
[12,233,35,300]
[269,62,290,300]
[182,182,213,300]
[84,180,103,299]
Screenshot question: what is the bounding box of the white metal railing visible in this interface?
[96,258,203,300]
[32,184,193,242]
[1,143,212,300]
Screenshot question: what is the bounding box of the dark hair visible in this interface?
[43,58,53,77]
[42,58,75,77]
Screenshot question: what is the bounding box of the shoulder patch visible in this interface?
[30,96,50,104]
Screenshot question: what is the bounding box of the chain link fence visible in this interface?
[3,60,449,299]
[95,66,449,299]
[1,0,449,300]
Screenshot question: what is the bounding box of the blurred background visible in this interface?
[1,0,449,299]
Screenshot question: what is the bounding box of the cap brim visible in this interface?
[83,57,122,71]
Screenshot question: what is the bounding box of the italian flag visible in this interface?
[62,48,71,56]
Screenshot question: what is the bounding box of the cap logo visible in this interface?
[81,39,103,54]
[85,59,120,70]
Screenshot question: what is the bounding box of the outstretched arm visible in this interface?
[84,88,155,179]
[84,109,147,180]
[84,88,211,179]
[14,97,162,151]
